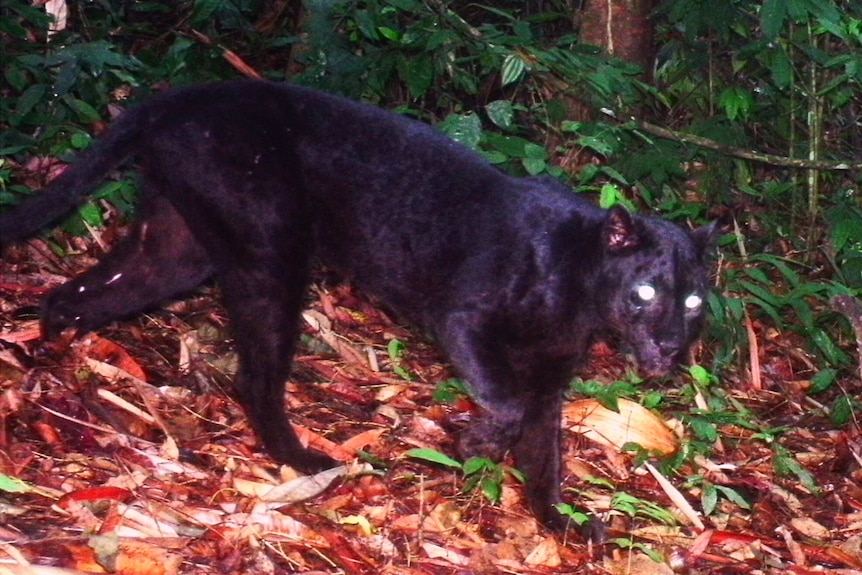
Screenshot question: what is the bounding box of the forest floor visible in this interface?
[1,233,861,575]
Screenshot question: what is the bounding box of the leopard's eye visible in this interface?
[684,293,702,310]
[635,284,656,302]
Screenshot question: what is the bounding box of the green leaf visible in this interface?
[399,56,433,99]
[0,473,31,494]
[522,157,546,175]
[690,418,718,442]
[462,457,493,475]
[598,184,635,211]
[406,448,462,469]
[438,113,482,150]
[829,395,854,426]
[485,100,514,130]
[481,477,502,503]
[71,132,92,149]
[760,0,787,39]
[478,150,508,164]
[77,202,104,228]
[378,26,401,41]
[501,53,526,86]
[192,0,223,23]
[719,87,754,121]
[13,83,47,125]
[689,365,713,386]
[554,503,591,525]
[809,328,848,365]
[773,445,818,493]
[771,46,794,89]
[387,338,413,381]
[714,485,752,509]
[701,482,718,515]
[523,142,548,160]
[69,98,102,123]
[483,133,531,157]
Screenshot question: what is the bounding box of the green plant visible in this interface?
[432,378,471,404]
[386,338,414,381]
[685,476,752,516]
[570,378,642,412]
[405,448,524,505]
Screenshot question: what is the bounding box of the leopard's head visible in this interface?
[595,206,723,377]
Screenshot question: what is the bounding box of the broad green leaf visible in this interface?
[406,448,461,469]
[399,56,433,99]
[719,87,754,121]
[771,46,793,89]
[386,0,420,11]
[462,457,493,475]
[378,26,401,41]
[689,365,712,386]
[809,329,848,365]
[71,132,92,149]
[483,133,532,157]
[192,0,222,24]
[501,53,526,86]
[738,280,783,307]
[477,150,508,164]
[485,100,514,129]
[556,503,591,526]
[481,477,502,504]
[830,396,854,426]
[760,0,787,39]
[714,485,751,509]
[523,142,548,160]
[785,0,808,21]
[0,473,31,494]
[438,113,482,149]
[810,369,837,393]
[577,134,615,156]
[13,83,47,124]
[69,98,101,123]
[522,157,546,175]
[599,184,617,209]
[690,418,718,442]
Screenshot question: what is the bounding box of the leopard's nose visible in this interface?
[657,339,683,358]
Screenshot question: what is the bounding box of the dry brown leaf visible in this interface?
[258,463,372,504]
[523,537,561,568]
[790,516,832,539]
[564,398,678,455]
[80,335,147,381]
[0,321,41,344]
[420,542,470,567]
[113,539,183,575]
[292,423,355,461]
[340,428,387,453]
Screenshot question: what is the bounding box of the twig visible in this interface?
[744,308,762,390]
[600,109,862,171]
[190,29,262,79]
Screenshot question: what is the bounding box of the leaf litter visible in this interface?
[0,235,861,574]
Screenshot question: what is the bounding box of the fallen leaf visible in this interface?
[564,398,678,455]
[257,463,372,504]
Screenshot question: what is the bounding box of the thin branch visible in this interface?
[601,110,862,171]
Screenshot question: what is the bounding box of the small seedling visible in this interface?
[405,448,523,505]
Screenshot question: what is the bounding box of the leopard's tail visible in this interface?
[0,104,148,247]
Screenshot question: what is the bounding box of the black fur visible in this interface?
[0,80,720,531]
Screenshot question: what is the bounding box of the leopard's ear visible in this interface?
[690,212,732,257]
[603,205,640,252]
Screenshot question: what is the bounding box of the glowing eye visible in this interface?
[684,294,702,310]
[636,284,656,302]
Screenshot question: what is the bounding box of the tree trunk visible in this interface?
[579,0,658,80]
